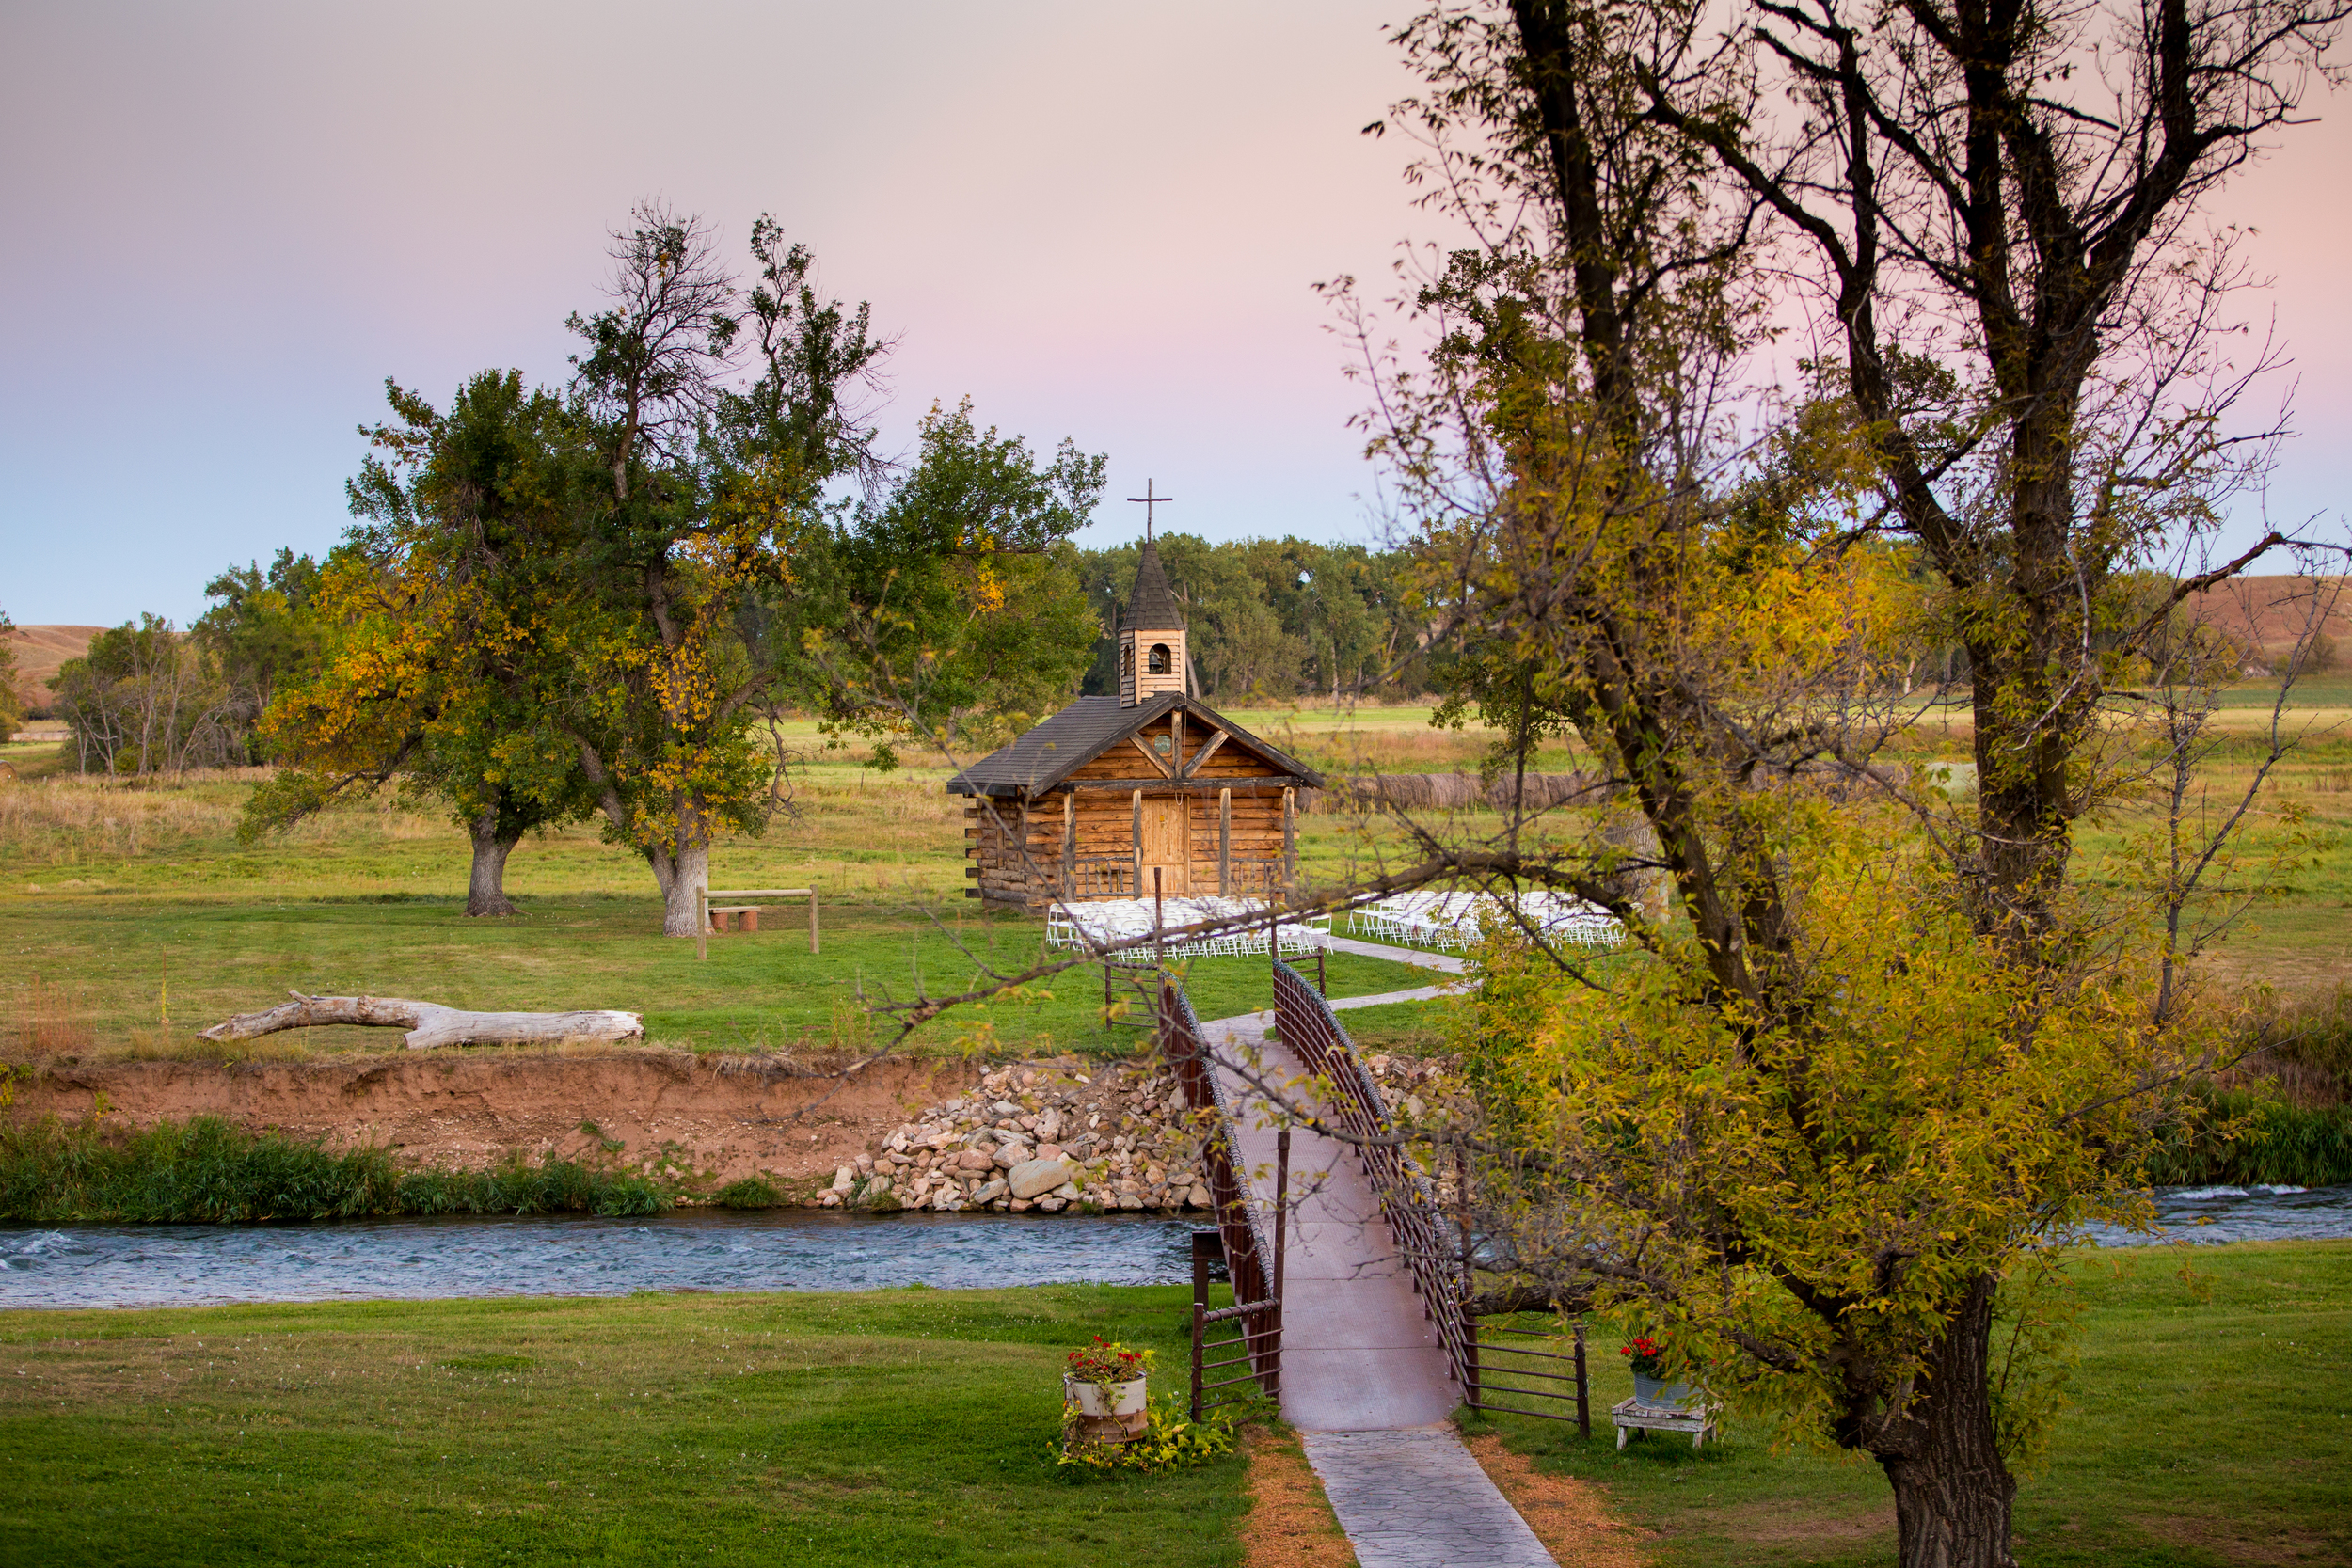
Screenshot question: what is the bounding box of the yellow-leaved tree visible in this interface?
[1325,5,2345,1565]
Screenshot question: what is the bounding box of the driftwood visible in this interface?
[199,992,645,1052]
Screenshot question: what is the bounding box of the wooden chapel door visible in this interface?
[1138,796,1190,895]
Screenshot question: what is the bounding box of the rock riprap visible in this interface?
[804,1052,1452,1214]
[816,1059,1219,1214]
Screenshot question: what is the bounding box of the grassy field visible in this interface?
[1465,1240,2352,1568]
[0,1282,1249,1568]
[2,686,2346,1061]
[2,1243,2341,1567]
[0,893,1435,1059]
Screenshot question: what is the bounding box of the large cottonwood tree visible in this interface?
[1340,3,2345,1564]
[247,372,594,915]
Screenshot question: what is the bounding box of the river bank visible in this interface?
[5,1047,979,1194]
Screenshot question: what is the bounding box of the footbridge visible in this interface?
[1160,942,1589,1568]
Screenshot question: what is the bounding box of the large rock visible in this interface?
[1008,1158,1077,1200]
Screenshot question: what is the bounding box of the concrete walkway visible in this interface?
[1198,935,1561,1568]
[1302,1428,1557,1568]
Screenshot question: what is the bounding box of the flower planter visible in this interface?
[1064,1374,1150,1446]
[1631,1371,1696,1410]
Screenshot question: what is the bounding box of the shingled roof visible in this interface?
[1121,537,1184,631]
[946,692,1323,799]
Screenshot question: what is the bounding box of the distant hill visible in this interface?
[6,624,101,712]
[2182,575,2349,666]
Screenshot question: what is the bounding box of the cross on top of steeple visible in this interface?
[1126,479,1173,540]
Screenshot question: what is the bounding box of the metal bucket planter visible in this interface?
[1064,1375,1150,1446]
[1631,1371,1697,1410]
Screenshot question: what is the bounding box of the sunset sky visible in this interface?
[3,1,2344,628]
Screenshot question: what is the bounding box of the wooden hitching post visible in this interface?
[1281,787,1296,889]
[1217,787,1231,895]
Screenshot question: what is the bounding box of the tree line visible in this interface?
[32,205,1467,927]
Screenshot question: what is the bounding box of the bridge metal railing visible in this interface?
[1269,959,1474,1392]
[1268,959,1592,1431]
[1159,981,1283,1417]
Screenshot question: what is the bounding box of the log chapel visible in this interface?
[947,536,1325,909]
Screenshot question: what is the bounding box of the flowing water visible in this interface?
[0,1210,1208,1311]
[2078,1182,2352,1247]
[3,1183,2344,1311]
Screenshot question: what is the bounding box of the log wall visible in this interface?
[959,709,1303,907]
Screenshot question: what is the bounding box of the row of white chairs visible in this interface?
[1044,896,1333,961]
[1346,891,1624,952]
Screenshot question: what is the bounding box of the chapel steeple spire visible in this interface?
[1117,489,1187,706]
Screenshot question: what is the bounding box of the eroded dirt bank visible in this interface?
[8,1050,980,1190]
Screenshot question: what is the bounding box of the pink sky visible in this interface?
[2,2,2343,627]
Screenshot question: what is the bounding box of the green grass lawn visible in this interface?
[1464,1240,2352,1567]
[0,1283,1248,1568]
[4,675,2349,1063]
[1,892,1436,1059]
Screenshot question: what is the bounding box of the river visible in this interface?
[3,1183,2344,1311]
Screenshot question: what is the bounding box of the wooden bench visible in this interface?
[1612,1395,1720,1449]
[695,888,820,958]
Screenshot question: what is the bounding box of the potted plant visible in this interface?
[1063,1337,1154,1447]
[1621,1336,1697,1410]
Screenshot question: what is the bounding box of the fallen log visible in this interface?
[199,992,645,1052]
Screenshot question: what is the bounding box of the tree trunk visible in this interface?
[652,837,709,938]
[465,807,522,917]
[1865,1277,2018,1568]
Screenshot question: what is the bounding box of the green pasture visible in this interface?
[2,683,2348,1062]
[1464,1240,2352,1568]
[0,1283,1247,1568]
[0,894,1435,1059]
[2,1242,2343,1566]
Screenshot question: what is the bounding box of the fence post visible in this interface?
[1190,1229,1216,1420]
[1266,868,1279,1006]
[808,890,820,956]
[1271,1126,1290,1399]
[1458,1146,1480,1411]
[1574,1320,1591,1439]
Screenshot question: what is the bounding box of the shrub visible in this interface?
[714,1176,783,1209]
[0,1116,670,1223]
[2147,1090,2352,1188]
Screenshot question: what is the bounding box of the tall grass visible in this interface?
[0,1116,668,1223]
[2149,1091,2352,1187]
